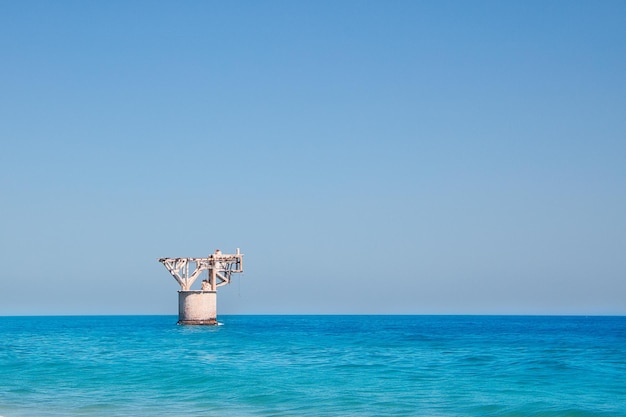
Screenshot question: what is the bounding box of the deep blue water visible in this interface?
[1,315,625,416]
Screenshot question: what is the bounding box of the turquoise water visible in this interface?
[1,315,625,416]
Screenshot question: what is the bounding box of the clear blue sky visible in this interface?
[1,1,624,315]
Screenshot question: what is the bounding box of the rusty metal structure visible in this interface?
[158,248,244,325]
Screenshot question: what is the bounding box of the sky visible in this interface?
[1,0,624,316]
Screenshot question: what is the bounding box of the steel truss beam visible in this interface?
[158,249,243,291]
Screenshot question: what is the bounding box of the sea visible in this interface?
[0,315,624,416]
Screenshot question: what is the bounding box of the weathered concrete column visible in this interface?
[178,290,217,325]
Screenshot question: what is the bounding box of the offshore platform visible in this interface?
[158,249,244,325]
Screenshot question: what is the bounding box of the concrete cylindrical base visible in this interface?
[178,291,217,325]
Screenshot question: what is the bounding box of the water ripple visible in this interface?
[1,315,625,416]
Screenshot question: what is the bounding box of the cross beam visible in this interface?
[158,249,243,291]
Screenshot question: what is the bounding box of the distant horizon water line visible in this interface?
[1,313,625,318]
